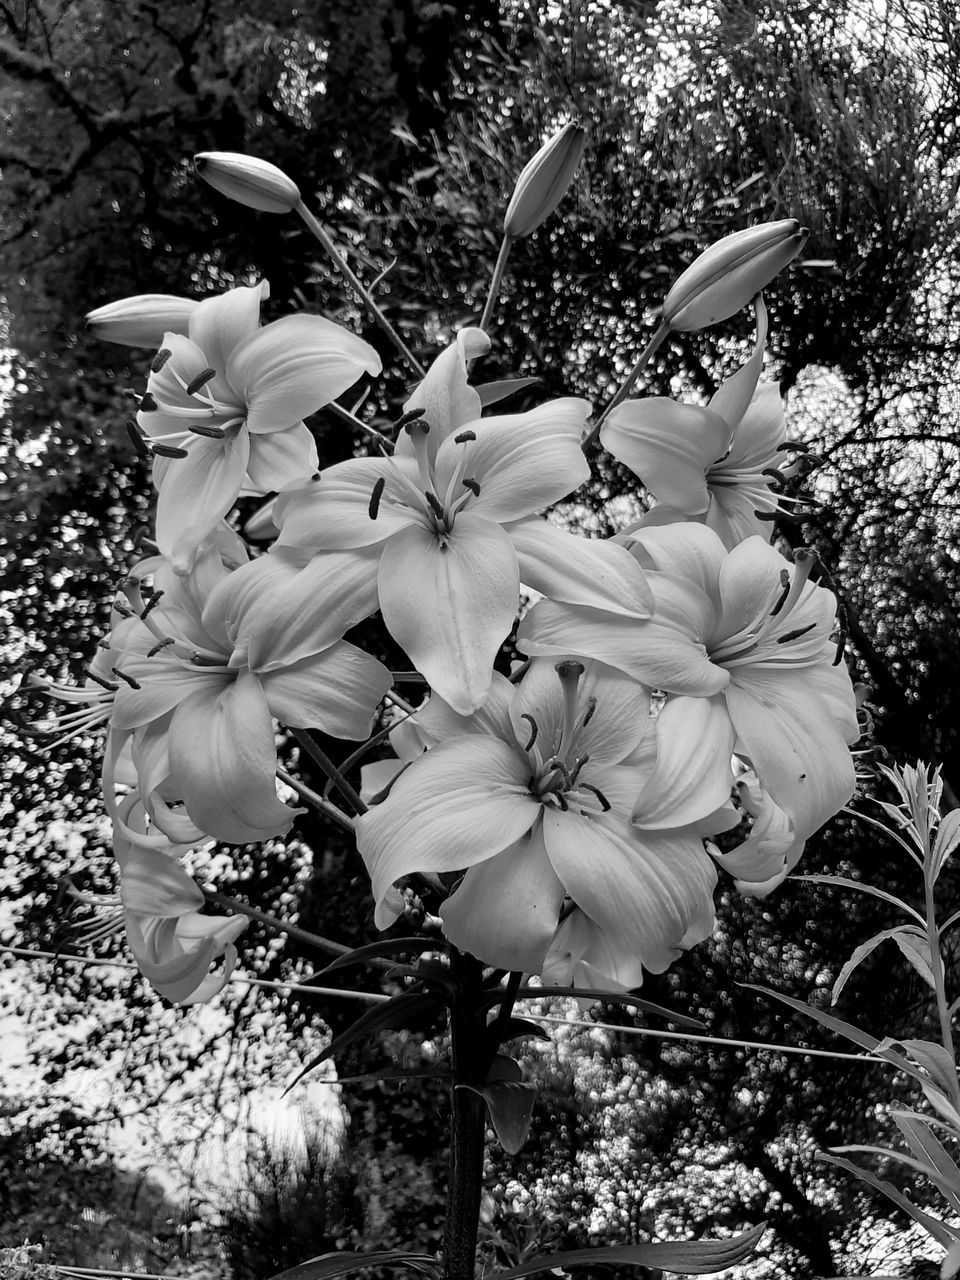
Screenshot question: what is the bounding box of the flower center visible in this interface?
[522,662,611,816]
[368,415,481,543]
[708,550,825,669]
[136,351,246,459]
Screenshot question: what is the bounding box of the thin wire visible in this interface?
[1,946,390,1004]
[530,1012,891,1064]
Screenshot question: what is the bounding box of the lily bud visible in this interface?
[503,121,587,239]
[194,152,301,214]
[662,219,808,331]
[86,294,198,347]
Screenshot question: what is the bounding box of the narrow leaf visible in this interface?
[894,1113,960,1215]
[462,1080,539,1155]
[267,1249,439,1280]
[934,810,960,883]
[334,1067,451,1085]
[500,984,705,1028]
[489,1222,767,1277]
[311,937,442,979]
[891,930,937,990]
[819,1153,960,1249]
[793,875,925,925]
[476,377,541,407]
[496,1017,553,1045]
[284,991,444,1093]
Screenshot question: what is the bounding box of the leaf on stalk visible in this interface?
[495,1016,553,1046]
[488,1221,766,1277]
[310,937,443,980]
[831,926,934,1005]
[793,875,924,924]
[461,1079,539,1155]
[933,809,960,882]
[881,1038,959,1100]
[893,1113,960,1214]
[284,991,445,1093]
[334,1067,451,1085]
[495,984,705,1028]
[476,377,541,407]
[266,1248,439,1280]
[819,1152,960,1250]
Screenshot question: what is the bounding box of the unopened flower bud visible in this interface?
[194,152,301,214]
[86,294,198,347]
[503,121,586,239]
[662,219,808,331]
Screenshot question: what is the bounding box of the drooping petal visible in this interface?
[244,423,319,493]
[126,915,221,1004]
[110,662,227,733]
[260,640,392,739]
[508,517,654,618]
[139,333,212,427]
[229,315,381,434]
[187,282,268,377]
[154,429,251,563]
[542,809,717,975]
[543,908,646,990]
[517,599,727,696]
[274,455,418,550]
[398,328,491,465]
[724,667,857,840]
[168,672,300,843]
[416,672,518,746]
[724,382,786,470]
[630,522,727,604]
[707,301,768,427]
[601,399,729,514]
[117,846,205,916]
[632,695,735,829]
[434,398,591,522]
[356,736,540,927]
[378,513,519,715]
[439,826,566,973]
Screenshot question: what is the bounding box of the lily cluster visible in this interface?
[32,146,859,1003]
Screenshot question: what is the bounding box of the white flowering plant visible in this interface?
[20,129,876,1280]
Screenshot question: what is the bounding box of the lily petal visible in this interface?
[378,513,519,715]
[508,517,654,618]
[601,399,728,514]
[260,640,391,739]
[275,456,417,550]
[168,671,301,843]
[398,328,490,465]
[187,282,267,377]
[244,423,319,493]
[154,429,251,562]
[632,695,735,828]
[356,736,539,927]
[440,826,566,973]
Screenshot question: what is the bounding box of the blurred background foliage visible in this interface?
[2,0,960,1275]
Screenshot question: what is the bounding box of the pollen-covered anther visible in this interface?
[112,598,135,619]
[85,667,119,692]
[520,713,539,751]
[581,696,597,726]
[189,424,228,439]
[461,477,481,497]
[400,410,430,436]
[833,626,848,666]
[185,367,217,396]
[138,391,158,412]
[425,491,446,520]
[454,430,477,444]
[369,476,386,519]
[568,754,589,786]
[776,622,817,645]
[151,348,173,373]
[112,667,142,690]
[140,588,164,619]
[769,569,792,616]
[125,421,151,458]
[151,443,190,459]
[147,637,176,657]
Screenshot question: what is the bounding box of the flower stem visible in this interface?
[443,951,489,1280]
[291,728,367,815]
[479,235,514,333]
[583,320,671,450]
[924,867,960,1110]
[295,199,425,376]
[276,767,356,834]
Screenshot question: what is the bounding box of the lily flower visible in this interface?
[276,327,653,714]
[602,298,806,548]
[518,523,859,846]
[134,281,381,567]
[358,659,728,987]
[72,793,247,1004]
[102,536,391,844]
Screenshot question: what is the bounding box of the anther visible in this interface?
[147,637,176,657]
[151,443,190,459]
[581,696,597,727]
[776,440,809,453]
[84,667,119,692]
[395,407,427,432]
[568,754,589,786]
[776,623,817,644]
[454,430,477,444]
[125,421,151,458]
[112,667,142,690]
[151,348,172,373]
[755,509,811,525]
[833,627,847,665]
[520,713,538,751]
[185,368,217,396]
[189,424,227,439]
[580,782,611,812]
[138,391,158,412]
[425,491,446,520]
[461,477,481,497]
[140,589,164,619]
[369,477,386,520]
[761,467,785,488]
[769,569,792,616]
[112,599,135,618]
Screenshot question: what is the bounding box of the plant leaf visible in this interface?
[792,875,925,925]
[283,991,445,1093]
[311,937,442,980]
[495,1016,553,1045]
[831,926,934,1004]
[267,1249,439,1280]
[893,1113,960,1215]
[819,1152,960,1249]
[496,984,705,1028]
[890,930,937,989]
[476,377,541,407]
[933,809,960,883]
[334,1067,451,1085]
[462,1079,539,1155]
[488,1222,766,1277]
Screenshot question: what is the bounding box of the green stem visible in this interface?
[295,199,425,376]
[479,235,514,333]
[443,951,489,1280]
[583,320,671,450]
